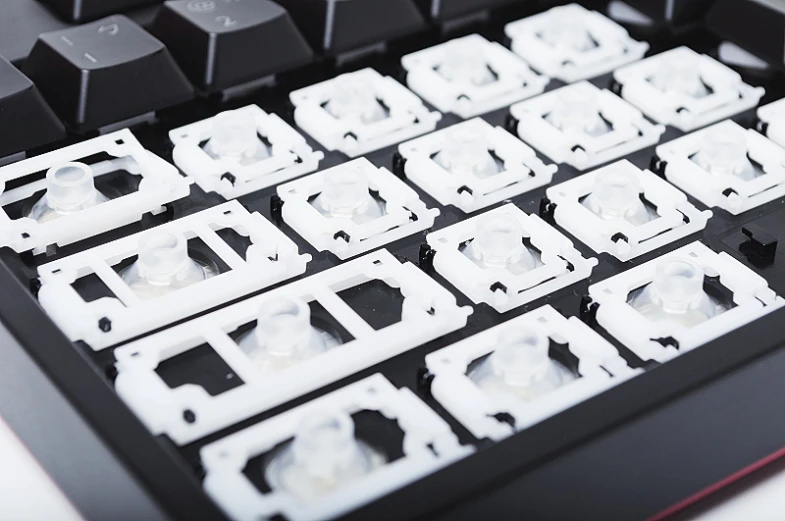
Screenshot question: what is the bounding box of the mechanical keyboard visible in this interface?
[2,1,785,520]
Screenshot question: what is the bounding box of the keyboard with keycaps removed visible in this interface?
[2,1,785,521]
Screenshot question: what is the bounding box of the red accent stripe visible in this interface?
[646,445,785,521]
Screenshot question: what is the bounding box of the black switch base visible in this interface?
[741,224,778,267]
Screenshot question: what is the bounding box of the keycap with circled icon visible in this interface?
[23,15,193,132]
[150,0,313,93]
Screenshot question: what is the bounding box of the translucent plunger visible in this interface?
[582,166,655,225]
[469,327,571,401]
[434,126,500,179]
[205,110,268,163]
[546,88,606,135]
[437,39,496,86]
[466,213,537,272]
[120,230,213,299]
[628,257,719,326]
[649,53,709,98]
[264,410,384,500]
[238,297,336,374]
[325,77,387,124]
[28,162,109,223]
[539,8,595,51]
[692,126,755,180]
[313,165,384,223]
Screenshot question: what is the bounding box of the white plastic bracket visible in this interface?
[200,374,472,521]
[0,129,191,254]
[613,46,765,132]
[169,105,324,199]
[290,68,441,157]
[656,120,785,215]
[505,3,648,82]
[113,248,472,444]
[277,158,439,260]
[509,81,665,171]
[37,201,311,350]
[426,203,598,313]
[757,97,785,148]
[397,118,557,213]
[546,160,712,261]
[401,33,549,119]
[426,305,638,441]
[589,241,784,363]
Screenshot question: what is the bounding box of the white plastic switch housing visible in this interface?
[546,160,712,261]
[425,203,597,313]
[0,129,191,254]
[589,241,784,363]
[505,3,648,82]
[200,374,472,521]
[169,105,324,199]
[401,34,549,119]
[113,248,472,445]
[397,118,557,213]
[426,305,638,441]
[613,46,765,132]
[757,97,785,148]
[277,158,439,260]
[290,68,441,158]
[37,201,310,351]
[509,81,665,171]
[655,120,785,215]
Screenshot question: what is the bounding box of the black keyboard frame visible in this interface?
[2,3,785,521]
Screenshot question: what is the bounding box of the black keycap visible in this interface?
[415,0,520,23]
[276,0,426,57]
[706,0,785,65]
[126,3,165,27]
[23,15,193,133]
[0,56,66,159]
[151,0,312,93]
[0,0,71,64]
[41,0,164,23]
[622,0,714,25]
[0,1,162,64]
